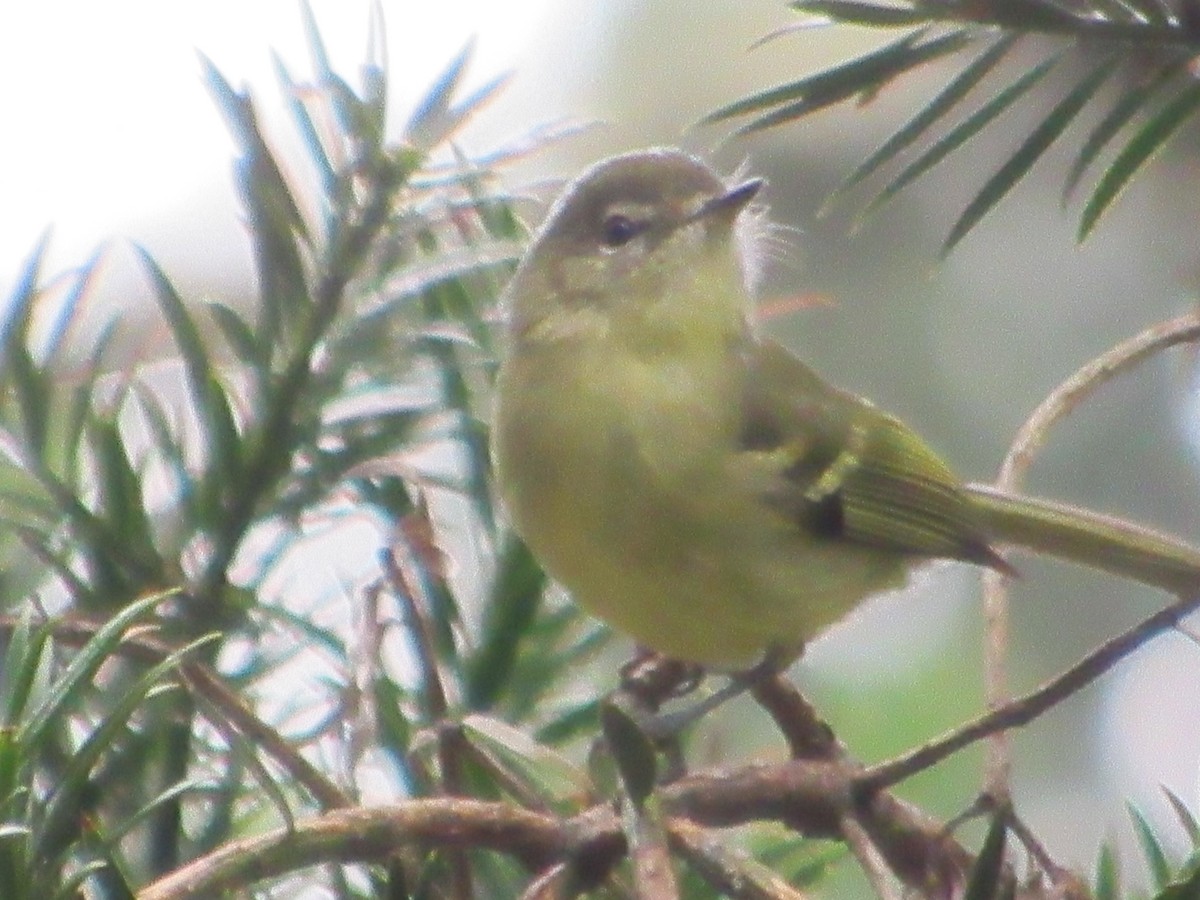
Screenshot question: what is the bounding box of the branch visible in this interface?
[136,761,982,900]
[137,799,593,900]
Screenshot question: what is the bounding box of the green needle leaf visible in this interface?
[1064,64,1179,203]
[135,248,214,410]
[979,0,1088,31]
[38,633,218,862]
[9,337,48,463]
[406,39,480,149]
[943,57,1119,254]
[792,0,928,26]
[461,714,592,809]
[299,0,359,139]
[134,385,199,525]
[841,34,1017,194]
[18,592,171,750]
[272,52,336,202]
[205,301,264,368]
[0,232,50,375]
[42,245,104,362]
[1163,785,1200,844]
[1080,79,1200,240]
[1156,857,1200,900]
[600,701,658,810]
[0,612,47,728]
[1130,802,1173,888]
[90,415,156,566]
[705,29,972,131]
[1094,842,1119,900]
[866,53,1061,215]
[136,248,243,509]
[963,812,1007,900]
[299,0,333,83]
[466,536,545,710]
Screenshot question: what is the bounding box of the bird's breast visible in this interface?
[495,335,739,573]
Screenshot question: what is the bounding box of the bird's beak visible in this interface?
[690,178,763,224]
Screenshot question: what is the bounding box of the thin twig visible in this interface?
[178,664,349,809]
[193,690,298,832]
[981,311,1200,799]
[381,515,473,899]
[840,816,901,900]
[667,817,811,900]
[519,863,575,900]
[381,543,450,720]
[455,733,557,813]
[344,576,385,786]
[857,592,1200,793]
[1007,809,1079,890]
[625,801,679,900]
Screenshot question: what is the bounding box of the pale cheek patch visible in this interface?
[734,206,776,296]
[720,158,790,295]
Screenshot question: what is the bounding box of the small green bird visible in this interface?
[491,147,1198,667]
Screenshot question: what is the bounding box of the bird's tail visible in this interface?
[965,483,1200,597]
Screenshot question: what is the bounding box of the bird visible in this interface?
[491,146,1200,668]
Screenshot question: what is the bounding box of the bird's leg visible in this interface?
[614,648,791,744]
[617,650,703,704]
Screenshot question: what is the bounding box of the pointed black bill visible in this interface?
[692,178,763,223]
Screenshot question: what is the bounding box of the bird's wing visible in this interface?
[741,339,1012,573]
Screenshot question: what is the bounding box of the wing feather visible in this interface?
[742,340,1013,574]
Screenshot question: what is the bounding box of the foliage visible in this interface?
[708,0,1200,251]
[1093,791,1200,900]
[0,2,599,895]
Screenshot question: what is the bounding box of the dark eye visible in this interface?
[601,214,641,248]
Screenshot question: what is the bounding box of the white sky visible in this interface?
[0,1,550,284]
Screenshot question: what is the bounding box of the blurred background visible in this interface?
[4,0,1200,891]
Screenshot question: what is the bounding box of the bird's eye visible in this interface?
[600,214,641,248]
